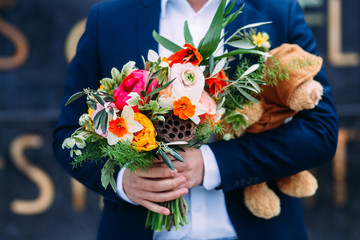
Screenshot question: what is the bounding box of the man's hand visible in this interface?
[122,148,204,215]
[123,163,188,215]
[173,148,204,189]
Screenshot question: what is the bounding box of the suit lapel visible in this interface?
[224,0,245,41]
[224,0,246,77]
[137,0,161,65]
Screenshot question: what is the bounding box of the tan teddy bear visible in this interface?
[225,44,323,219]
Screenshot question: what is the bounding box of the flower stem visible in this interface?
[145,197,189,232]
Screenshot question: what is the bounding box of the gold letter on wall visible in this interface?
[64,19,86,63]
[71,178,86,212]
[10,134,55,215]
[0,0,29,70]
[333,129,358,206]
[328,0,359,67]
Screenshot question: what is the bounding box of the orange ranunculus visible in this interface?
[206,69,229,95]
[168,44,203,67]
[173,96,196,120]
[132,113,158,151]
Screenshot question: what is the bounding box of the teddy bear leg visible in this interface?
[244,182,281,219]
[289,79,323,112]
[277,170,318,198]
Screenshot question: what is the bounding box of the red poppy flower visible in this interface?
[206,69,228,95]
[168,44,203,67]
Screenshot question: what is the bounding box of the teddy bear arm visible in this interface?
[288,78,323,112]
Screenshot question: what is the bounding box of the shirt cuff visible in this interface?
[116,167,138,205]
[200,144,221,190]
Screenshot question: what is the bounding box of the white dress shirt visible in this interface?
[117,0,237,239]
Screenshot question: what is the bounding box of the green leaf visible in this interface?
[197,0,226,59]
[214,48,271,61]
[222,4,244,28]
[210,57,226,77]
[101,160,116,191]
[87,100,97,110]
[120,62,136,83]
[153,30,182,53]
[236,84,259,93]
[85,122,95,132]
[227,92,244,110]
[65,91,86,106]
[224,0,235,16]
[103,96,115,102]
[184,21,194,46]
[92,109,104,130]
[209,54,215,76]
[111,68,121,84]
[146,78,175,97]
[226,39,256,49]
[92,93,105,106]
[140,91,147,97]
[240,64,260,79]
[235,85,260,103]
[109,176,117,193]
[239,21,272,31]
[146,69,161,92]
[247,78,261,93]
[159,149,175,170]
[99,110,108,134]
[168,149,184,163]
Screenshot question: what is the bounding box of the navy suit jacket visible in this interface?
[53,0,338,239]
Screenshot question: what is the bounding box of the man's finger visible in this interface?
[134,176,187,192]
[140,200,170,215]
[140,187,188,203]
[135,166,178,178]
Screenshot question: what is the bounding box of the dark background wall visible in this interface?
[0,0,359,239]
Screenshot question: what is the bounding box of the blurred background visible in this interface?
[0,0,359,239]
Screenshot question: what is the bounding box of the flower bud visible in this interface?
[79,113,91,126]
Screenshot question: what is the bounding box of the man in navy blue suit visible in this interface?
[53,0,338,239]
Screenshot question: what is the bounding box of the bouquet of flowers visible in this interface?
[62,0,273,232]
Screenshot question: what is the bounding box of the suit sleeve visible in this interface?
[52,4,121,203]
[209,0,339,193]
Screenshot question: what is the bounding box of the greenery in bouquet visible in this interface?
[62,0,276,232]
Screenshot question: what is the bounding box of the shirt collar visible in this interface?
[161,0,168,18]
[161,0,229,18]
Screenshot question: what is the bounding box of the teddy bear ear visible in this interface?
[262,44,323,107]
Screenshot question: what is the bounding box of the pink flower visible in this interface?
[113,70,157,111]
[198,91,217,124]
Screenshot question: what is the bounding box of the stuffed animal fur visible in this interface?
[224,44,323,219]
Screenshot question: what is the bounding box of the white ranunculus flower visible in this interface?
[170,63,205,102]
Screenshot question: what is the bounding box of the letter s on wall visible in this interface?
[9,134,55,215]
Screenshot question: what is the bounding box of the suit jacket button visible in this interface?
[246,177,253,185]
[233,180,241,188]
[240,179,246,187]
